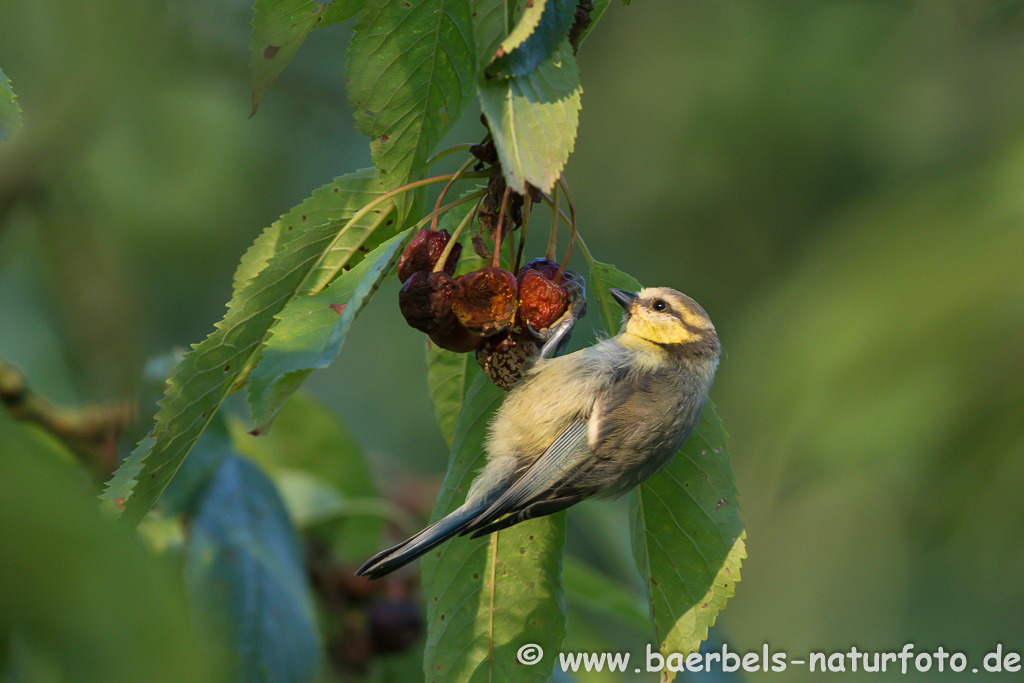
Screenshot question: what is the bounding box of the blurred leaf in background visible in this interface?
[186,454,321,683]
[0,412,218,681]
[0,68,21,141]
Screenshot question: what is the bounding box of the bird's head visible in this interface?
[610,287,720,358]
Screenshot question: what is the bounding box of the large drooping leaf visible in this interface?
[231,390,381,561]
[101,169,396,525]
[185,455,320,683]
[486,0,577,79]
[249,0,361,116]
[347,0,475,199]
[477,40,582,194]
[628,404,745,672]
[246,228,413,430]
[421,372,567,682]
[1,67,21,141]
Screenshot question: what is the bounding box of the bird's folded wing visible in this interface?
[462,419,591,533]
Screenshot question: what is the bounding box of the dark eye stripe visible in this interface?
[659,305,706,334]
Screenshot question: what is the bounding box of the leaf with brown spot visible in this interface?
[346,0,475,207]
[628,403,746,678]
[249,0,360,116]
[102,168,397,525]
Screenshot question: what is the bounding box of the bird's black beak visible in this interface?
[610,289,638,313]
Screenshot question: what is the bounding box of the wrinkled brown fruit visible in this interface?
[476,331,538,390]
[452,267,518,336]
[518,257,564,283]
[398,271,458,333]
[428,315,485,353]
[516,270,569,334]
[396,229,461,283]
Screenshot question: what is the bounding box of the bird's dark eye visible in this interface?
[652,299,667,312]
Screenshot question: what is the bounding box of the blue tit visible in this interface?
[357,287,720,579]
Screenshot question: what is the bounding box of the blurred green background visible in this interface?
[3,0,1024,680]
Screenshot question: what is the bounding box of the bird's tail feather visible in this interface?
[355,501,487,580]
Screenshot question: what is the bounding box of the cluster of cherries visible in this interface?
[397,228,576,389]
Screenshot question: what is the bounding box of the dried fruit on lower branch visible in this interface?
[517,270,570,333]
[452,267,518,336]
[518,257,563,283]
[396,229,461,283]
[398,271,458,333]
[476,331,538,390]
[428,316,485,353]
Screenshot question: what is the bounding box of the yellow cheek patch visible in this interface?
[626,313,695,344]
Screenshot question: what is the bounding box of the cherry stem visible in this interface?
[491,186,511,269]
[546,183,559,261]
[555,174,577,281]
[307,171,488,291]
[416,190,484,234]
[508,206,517,267]
[433,194,484,273]
[432,155,478,231]
[515,196,532,273]
[424,143,474,169]
[541,194,594,268]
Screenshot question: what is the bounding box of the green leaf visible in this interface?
[628,402,746,673]
[101,169,396,526]
[185,455,320,683]
[270,469,350,527]
[570,0,611,51]
[584,258,642,335]
[230,390,382,560]
[246,228,413,430]
[477,40,582,194]
[249,0,361,116]
[1,67,22,141]
[233,167,397,296]
[157,411,234,518]
[421,372,567,682]
[426,342,473,447]
[0,428,218,681]
[486,0,577,79]
[347,0,476,198]
[563,557,650,633]
[470,0,510,64]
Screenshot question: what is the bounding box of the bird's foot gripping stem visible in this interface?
[528,271,588,361]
